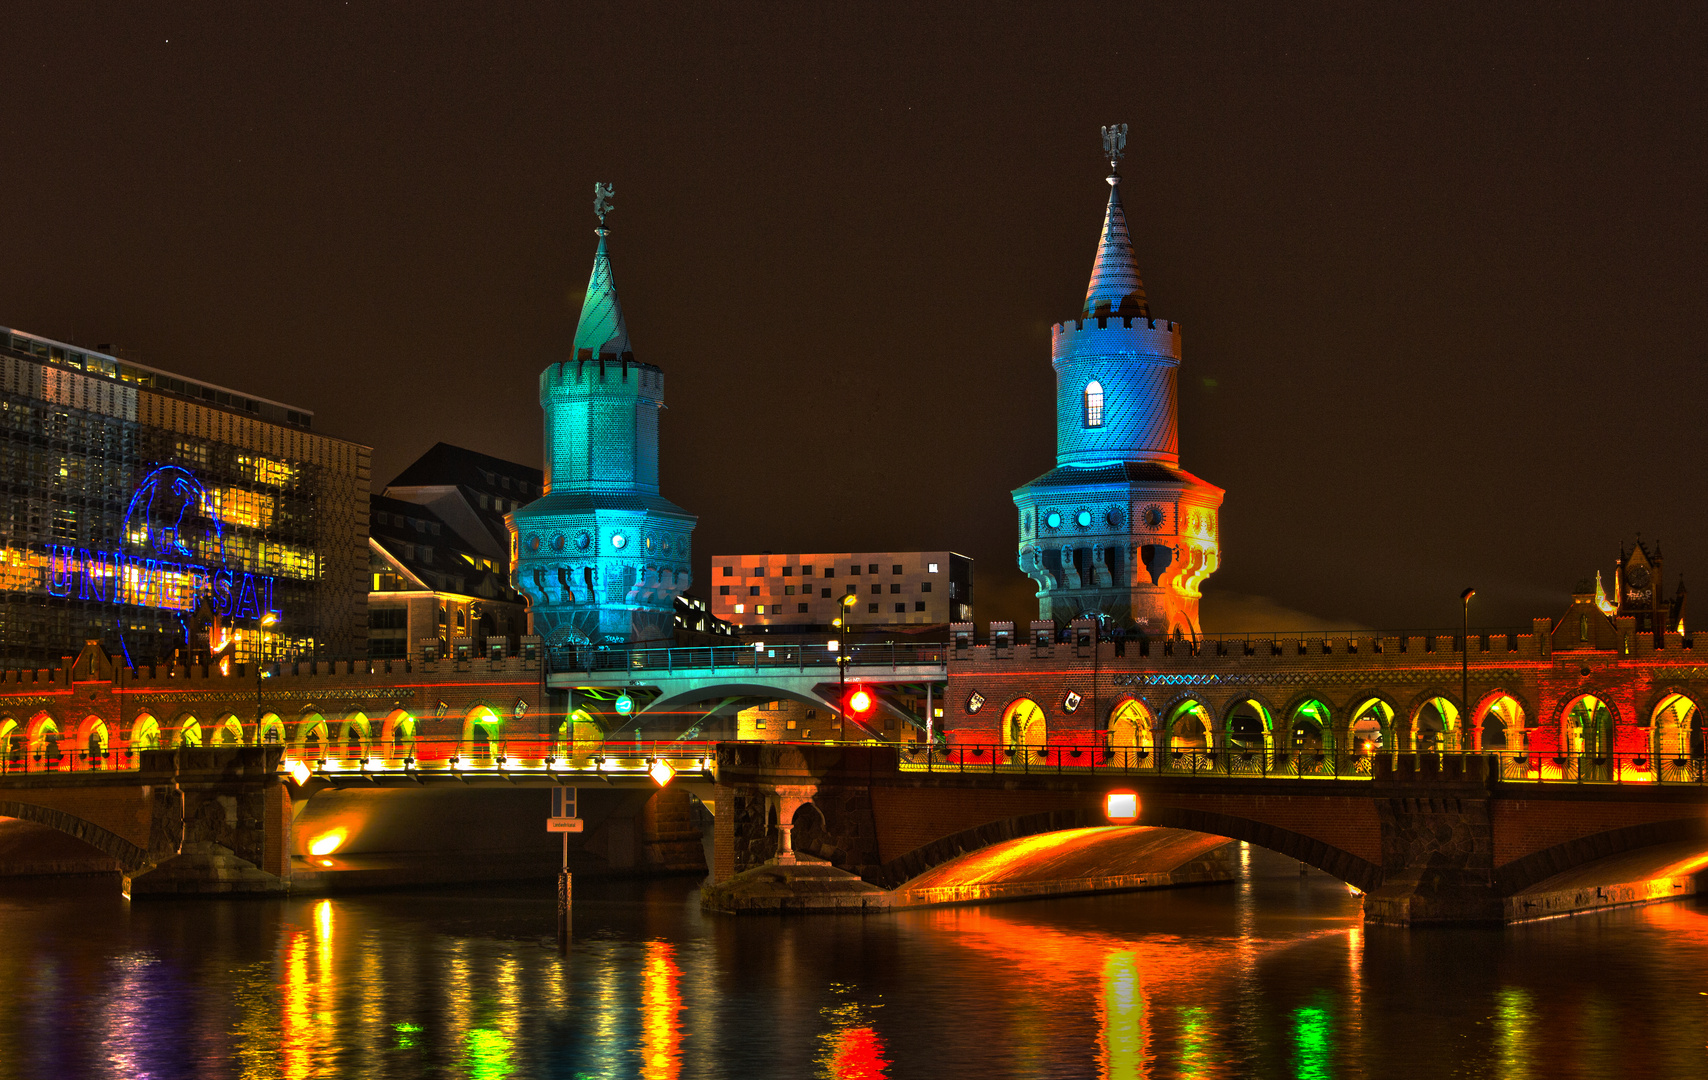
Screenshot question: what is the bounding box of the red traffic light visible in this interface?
[845,688,874,715]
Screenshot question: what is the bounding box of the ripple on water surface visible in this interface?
[0,850,1704,1079]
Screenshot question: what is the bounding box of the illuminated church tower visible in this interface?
[509,185,696,644]
[1011,127,1223,637]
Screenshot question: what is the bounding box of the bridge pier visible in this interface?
[1363,795,1500,925]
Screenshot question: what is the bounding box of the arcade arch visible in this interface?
[1166,699,1212,752]
[1223,698,1273,756]
[1651,693,1703,760]
[174,716,203,749]
[1412,697,1459,753]
[297,713,331,759]
[1287,699,1333,756]
[1002,698,1046,755]
[1347,698,1393,758]
[465,705,502,762]
[257,713,286,746]
[129,714,161,751]
[1106,699,1153,756]
[211,713,245,747]
[76,716,109,768]
[336,713,373,760]
[1563,695,1615,779]
[0,718,17,770]
[1476,694,1527,752]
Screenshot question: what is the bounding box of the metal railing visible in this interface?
[897,744,1708,785]
[547,641,948,675]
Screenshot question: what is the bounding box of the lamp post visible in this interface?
[830,593,858,739]
[1460,587,1476,753]
[256,612,278,748]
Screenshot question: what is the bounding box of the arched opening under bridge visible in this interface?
[1002,699,1046,760]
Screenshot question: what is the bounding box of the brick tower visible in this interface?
[1011,128,1223,637]
[509,187,696,645]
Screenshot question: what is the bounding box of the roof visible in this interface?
[573,228,632,359]
[369,494,523,603]
[1014,461,1223,496]
[1082,174,1150,320]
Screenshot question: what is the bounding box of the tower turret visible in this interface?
[509,185,697,645]
[1011,127,1223,637]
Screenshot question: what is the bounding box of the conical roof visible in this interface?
[1082,175,1149,319]
[572,228,631,358]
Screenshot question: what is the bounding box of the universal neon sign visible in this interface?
[43,466,281,647]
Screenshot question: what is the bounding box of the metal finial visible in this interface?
[1101,124,1128,172]
[593,182,615,226]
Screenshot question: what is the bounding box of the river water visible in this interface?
[0,848,1704,1079]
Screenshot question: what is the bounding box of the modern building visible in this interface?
[0,325,370,668]
[509,194,697,646]
[367,443,540,659]
[711,551,972,631]
[1011,139,1223,637]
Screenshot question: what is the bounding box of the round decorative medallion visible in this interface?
[550,533,565,552]
[526,534,540,552]
[1075,509,1093,529]
[1139,504,1165,530]
[610,532,627,549]
[1045,511,1062,530]
[1105,506,1124,528]
[574,530,591,552]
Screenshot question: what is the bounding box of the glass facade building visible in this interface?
[0,326,370,669]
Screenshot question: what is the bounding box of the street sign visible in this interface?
[547,817,584,833]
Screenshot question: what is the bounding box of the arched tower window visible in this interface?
[1084,381,1104,428]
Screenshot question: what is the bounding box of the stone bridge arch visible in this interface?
[0,799,157,872]
[873,804,1382,894]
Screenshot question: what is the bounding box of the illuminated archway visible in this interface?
[1652,693,1702,763]
[77,716,110,769]
[129,714,161,752]
[1106,698,1154,757]
[1347,698,1393,758]
[1476,694,1526,752]
[464,705,502,763]
[257,713,286,746]
[211,713,245,747]
[1166,699,1213,758]
[1564,695,1615,779]
[337,712,372,761]
[175,715,203,749]
[1287,699,1333,756]
[0,718,17,771]
[297,713,330,759]
[1001,698,1046,755]
[1412,697,1459,754]
[27,714,63,769]
[1222,698,1273,758]
[380,709,416,763]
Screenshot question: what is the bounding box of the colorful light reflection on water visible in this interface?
[0,849,1704,1078]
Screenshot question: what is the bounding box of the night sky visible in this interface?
[5,3,1706,634]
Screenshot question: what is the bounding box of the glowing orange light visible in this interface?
[649,759,676,787]
[1105,790,1140,824]
[288,760,311,785]
[308,828,347,855]
[848,689,874,715]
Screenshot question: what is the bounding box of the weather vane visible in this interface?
[593,182,615,226]
[1101,124,1128,172]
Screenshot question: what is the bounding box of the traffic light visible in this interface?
[844,686,875,718]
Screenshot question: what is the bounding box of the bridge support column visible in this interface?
[769,784,817,865]
[1363,795,1500,925]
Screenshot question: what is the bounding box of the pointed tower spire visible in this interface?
[1083,124,1149,320]
[573,182,632,359]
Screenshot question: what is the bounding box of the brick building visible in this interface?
[711,551,972,632]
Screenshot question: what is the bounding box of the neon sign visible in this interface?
[42,466,281,661]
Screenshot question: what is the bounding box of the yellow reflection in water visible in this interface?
[1495,986,1534,1079]
[640,940,684,1079]
[1098,950,1146,1079]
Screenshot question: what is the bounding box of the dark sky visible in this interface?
[5,3,1706,633]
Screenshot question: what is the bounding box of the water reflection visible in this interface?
[0,856,1702,1078]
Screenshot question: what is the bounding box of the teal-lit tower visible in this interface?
[1011,127,1224,637]
[509,185,696,645]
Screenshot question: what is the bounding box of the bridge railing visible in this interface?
[899,744,1708,785]
[547,641,949,675]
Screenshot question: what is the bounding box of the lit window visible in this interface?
[1085,381,1104,427]
[734,604,745,613]
[928,562,938,573]
[757,605,765,614]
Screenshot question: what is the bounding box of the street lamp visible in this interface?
[830,593,859,739]
[1460,587,1476,753]
[257,611,279,749]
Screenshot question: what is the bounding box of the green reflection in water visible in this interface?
[466,1027,514,1080]
[1293,999,1332,1080]
[1177,1006,1208,1078]
[1495,987,1533,1079]
[394,1021,422,1051]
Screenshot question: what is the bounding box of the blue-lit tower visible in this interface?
[509,187,696,645]
[1011,129,1223,637]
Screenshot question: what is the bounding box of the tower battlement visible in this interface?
[540,358,665,404]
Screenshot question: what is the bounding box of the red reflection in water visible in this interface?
[824,1025,889,1079]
